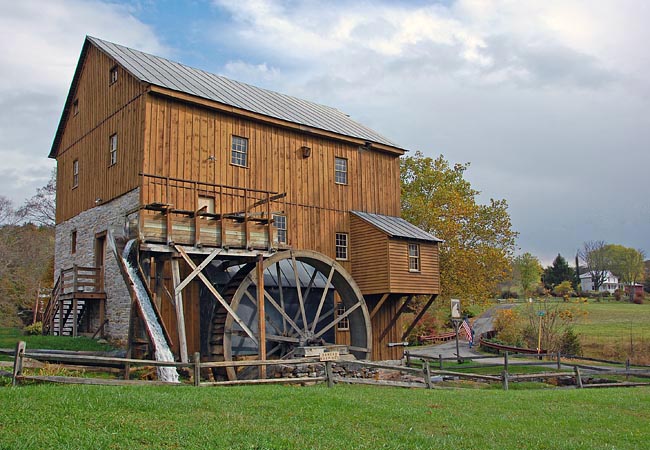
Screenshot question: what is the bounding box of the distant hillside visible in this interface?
[0,224,54,327]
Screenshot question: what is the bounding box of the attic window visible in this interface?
[73,99,79,116]
[335,157,348,185]
[231,136,248,167]
[109,65,118,85]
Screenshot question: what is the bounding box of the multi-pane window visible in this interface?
[72,159,79,188]
[71,230,77,254]
[109,133,118,166]
[231,136,248,167]
[335,232,348,260]
[109,66,118,84]
[274,214,287,244]
[408,243,420,272]
[336,303,350,330]
[335,157,348,184]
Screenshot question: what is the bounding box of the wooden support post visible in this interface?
[556,352,561,370]
[193,352,201,387]
[12,341,26,387]
[72,264,78,292]
[72,298,78,338]
[405,350,411,367]
[369,293,390,320]
[401,294,437,341]
[504,351,509,372]
[574,366,583,388]
[626,358,630,380]
[423,359,432,389]
[378,295,414,342]
[439,354,443,370]
[325,361,334,388]
[257,254,266,379]
[502,370,509,391]
[171,257,189,363]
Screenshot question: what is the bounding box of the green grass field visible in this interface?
[0,327,114,353]
[0,384,648,449]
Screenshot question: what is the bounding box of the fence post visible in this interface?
[193,352,201,387]
[12,341,26,387]
[502,370,509,391]
[626,358,630,380]
[504,351,509,372]
[325,361,334,388]
[423,359,432,389]
[574,366,583,388]
[438,354,443,370]
[405,350,411,367]
[556,352,561,370]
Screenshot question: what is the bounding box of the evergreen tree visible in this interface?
[542,254,576,289]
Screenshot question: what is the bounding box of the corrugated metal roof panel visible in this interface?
[88,36,401,150]
[351,211,442,242]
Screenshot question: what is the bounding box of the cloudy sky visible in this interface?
[1,0,647,264]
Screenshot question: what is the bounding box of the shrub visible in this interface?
[493,309,524,346]
[500,290,519,299]
[614,289,623,301]
[633,292,644,304]
[559,328,582,356]
[23,321,42,335]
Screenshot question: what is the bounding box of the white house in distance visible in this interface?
[579,271,619,293]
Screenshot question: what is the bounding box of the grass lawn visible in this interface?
[0,383,649,449]
[0,327,115,353]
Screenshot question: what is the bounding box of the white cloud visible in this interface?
[0,0,165,204]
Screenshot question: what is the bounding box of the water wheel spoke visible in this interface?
[266,334,301,343]
[291,254,308,332]
[310,264,335,334]
[243,289,304,338]
[275,264,287,334]
[301,265,319,307]
[314,301,361,339]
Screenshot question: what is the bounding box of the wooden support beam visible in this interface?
[171,258,189,363]
[369,293,390,320]
[378,295,414,342]
[401,294,437,341]
[72,298,78,338]
[174,245,258,344]
[257,255,266,379]
[174,248,222,295]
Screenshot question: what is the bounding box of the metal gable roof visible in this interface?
[351,211,442,242]
[87,36,402,150]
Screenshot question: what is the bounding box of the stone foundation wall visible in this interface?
[54,189,140,341]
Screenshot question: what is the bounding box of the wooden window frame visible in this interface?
[109,133,118,166]
[408,243,420,272]
[336,303,350,331]
[109,65,118,85]
[71,230,77,255]
[273,214,287,245]
[334,157,348,185]
[335,232,348,261]
[72,159,79,189]
[230,135,249,168]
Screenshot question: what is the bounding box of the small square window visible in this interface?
[408,243,420,272]
[109,133,118,166]
[73,99,79,116]
[336,303,350,331]
[109,66,118,85]
[335,232,348,260]
[71,230,77,254]
[335,157,348,185]
[231,136,248,167]
[72,159,79,188]
[274,214,287,244]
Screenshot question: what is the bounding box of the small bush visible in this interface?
[633,292,644,304]
[23,322,42,335]
[560,328,582,356]
[500,290,519,299]
[614,289,623,301]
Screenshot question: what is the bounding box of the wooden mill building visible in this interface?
[45,36,441,373]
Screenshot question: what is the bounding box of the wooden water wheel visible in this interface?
[221,250,371,379]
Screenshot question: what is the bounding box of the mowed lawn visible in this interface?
[0,383,649,449]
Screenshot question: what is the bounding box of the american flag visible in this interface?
[461,319,473,344]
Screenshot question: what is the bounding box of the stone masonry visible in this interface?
[54,188,140,341]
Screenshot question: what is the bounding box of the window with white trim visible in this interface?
[274,214,287,244]
[72,159,79,188]
[231,136,248,167]
[109,133,118,166]
[335,157,348,184]
[336,303,350,330]
[335,232,348,260]
[408,243,420,272]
